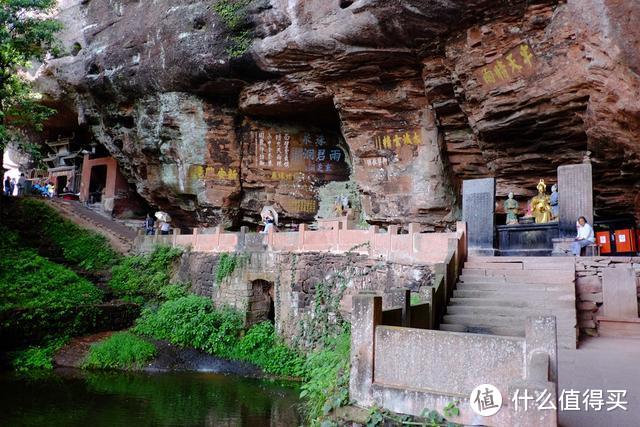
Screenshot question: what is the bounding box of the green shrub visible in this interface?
[300,332,351,424]
[157,283,189,301]
[83,332,156,370]
[109,246,183,301]
[233,322,306,377]
[133,295,243,357]
[10,339,67,372]
[12,199,120,271]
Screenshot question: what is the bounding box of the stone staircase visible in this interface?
[47,199,137,254]
[440,256,577,349]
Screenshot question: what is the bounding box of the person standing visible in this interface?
[4,176,11,196]
[159,220,171,235]
[572,216,595,256]
[144,214,156,235]
[17,174,26,196]
[9,178,16,196]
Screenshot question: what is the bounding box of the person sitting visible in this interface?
[572,216,595,256]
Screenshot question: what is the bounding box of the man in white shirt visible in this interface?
[572,216,595,256]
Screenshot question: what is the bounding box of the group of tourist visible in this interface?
[143,213,171,235]
[3,174,27,197]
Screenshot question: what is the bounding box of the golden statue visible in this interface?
[530,179,552,224]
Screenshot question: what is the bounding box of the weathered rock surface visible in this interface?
[35,0,640,226]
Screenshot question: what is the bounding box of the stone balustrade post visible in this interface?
[368,225,378,257]
[388,225,399,260]
[215,226,221,250]
[298,224,306,251]
[525,316,558,383]
[172,228,181,246]
[193,227,199,251]
[349,293,382,407]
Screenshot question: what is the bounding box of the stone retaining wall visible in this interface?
[174,251,433,344]
[575,257,640,336]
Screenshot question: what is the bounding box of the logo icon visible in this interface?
[470,384,503,416]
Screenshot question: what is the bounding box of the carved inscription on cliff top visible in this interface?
[476,43,537,89]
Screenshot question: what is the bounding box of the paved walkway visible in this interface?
[47,199,137,254]
[559,337,640,426]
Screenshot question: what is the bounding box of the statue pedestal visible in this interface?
[497,222,559,256]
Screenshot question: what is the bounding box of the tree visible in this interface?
[0,0,61,157]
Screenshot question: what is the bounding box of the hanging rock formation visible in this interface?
[35,0,640,227]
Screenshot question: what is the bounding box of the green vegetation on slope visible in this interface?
[0,226,103,351]
[83,332,156,370]
[10,199,120,271]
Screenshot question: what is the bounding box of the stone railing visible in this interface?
[350,293,559,426]
[135,221,468,265]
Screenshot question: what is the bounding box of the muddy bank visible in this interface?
[55,332,264,378]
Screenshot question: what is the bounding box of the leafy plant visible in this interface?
[109,246,183,301]
[10,338,67,372]
[213,0,253,57]
[300,332,351,424]
[0,0,62,155]
[83,332,156,370]
[133,295,244,358]
[233,322,305,377]
[365,405,463,427]
[215,252,245,283]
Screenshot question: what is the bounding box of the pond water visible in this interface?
[0,368,303,426]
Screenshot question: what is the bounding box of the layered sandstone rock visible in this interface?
[34,0,640,227]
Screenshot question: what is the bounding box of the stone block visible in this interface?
[349,294,382,406]
[576,275,601,293]
[557,163,593,238]
[462,178,495,254]
[602,266,638,318]
[580,292,603,303]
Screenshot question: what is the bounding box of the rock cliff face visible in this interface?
[36,0,640,227]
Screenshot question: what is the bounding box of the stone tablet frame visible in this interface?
[558,163,593,238]
[462,178,495,255]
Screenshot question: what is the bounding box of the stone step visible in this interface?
[445,305,576,317]
[461,269,575,282]
[453,289,576,299]
[442,314,575,328]
[448,297,576,308]
[439,323,468,333]
[440,322,525,337]
[459,273,574,285]
[456,282,574,292]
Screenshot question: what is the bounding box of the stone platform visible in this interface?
[497,222,559,256]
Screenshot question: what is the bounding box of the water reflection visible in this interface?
[0,369,302,426]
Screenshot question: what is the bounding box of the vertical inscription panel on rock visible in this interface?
[558,163,593,238]
[462,178,495,251]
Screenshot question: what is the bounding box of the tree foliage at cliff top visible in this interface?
[0,0,61,149]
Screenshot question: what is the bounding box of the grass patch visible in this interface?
[83,332,156,370]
